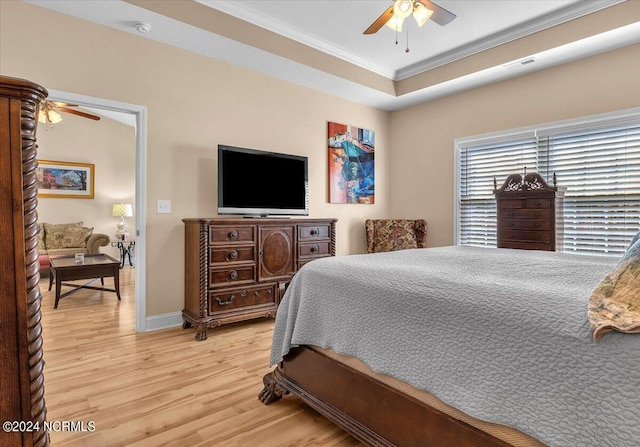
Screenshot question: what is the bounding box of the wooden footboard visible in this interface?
[260,346,515,447]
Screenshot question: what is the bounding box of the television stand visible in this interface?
[181,217,337,340]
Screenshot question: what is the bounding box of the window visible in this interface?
[456,108,640,255]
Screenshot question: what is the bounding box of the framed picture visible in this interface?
[36,160,95,199]
[328,121,375,204]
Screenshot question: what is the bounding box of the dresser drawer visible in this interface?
[499,241,553,251]
[208,284,276,313]
[499,209,551,220]
[209,225,256,244]
[500,229,551,243]
[299,224,331,241]
[501,219,550,231]
[209,265,255,287]
[498,199,524,209]
[210,246,255,264]
[525,198,551,209]
[299,241,330,258]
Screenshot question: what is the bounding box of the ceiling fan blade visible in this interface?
[58,106,101,121]
[48,101,79,108]
[421,0,456,26]
[363,5,394,35]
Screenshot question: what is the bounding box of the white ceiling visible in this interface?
[24,0,640,111]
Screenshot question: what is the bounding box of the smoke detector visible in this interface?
[134,22,151,34]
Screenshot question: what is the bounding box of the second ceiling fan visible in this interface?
[38,101,101,124]
[363,0,456,34]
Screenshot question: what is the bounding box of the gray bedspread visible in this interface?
[270,246,640,447]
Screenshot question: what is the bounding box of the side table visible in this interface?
[111,240,135,269]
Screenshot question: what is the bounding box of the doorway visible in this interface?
[46,89,147,332]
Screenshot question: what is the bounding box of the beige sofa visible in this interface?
[38,222,109,271]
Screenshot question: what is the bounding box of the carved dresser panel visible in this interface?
[182,218,337,340]
[494,172,564,251]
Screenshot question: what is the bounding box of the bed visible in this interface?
[259,245,640,447]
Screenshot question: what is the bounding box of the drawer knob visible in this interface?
[227,270,238,281]
[310,228,319,237]
[227,250,238,261]
[310,245,319,254]
[227,230,239,240]
[535,212,541,217]
[216,295,235,306]
[508,222,515,227]
[509,212,515,217]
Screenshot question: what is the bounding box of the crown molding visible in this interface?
[198,0,626,81]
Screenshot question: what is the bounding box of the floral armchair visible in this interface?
[365,219,428,253]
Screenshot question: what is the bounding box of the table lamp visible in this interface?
[112,203,133,240]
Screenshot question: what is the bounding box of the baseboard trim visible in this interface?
[145,311,182,332]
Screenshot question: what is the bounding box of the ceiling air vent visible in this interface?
[504,57,537,70]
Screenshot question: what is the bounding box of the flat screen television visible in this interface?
[218,145,309,217]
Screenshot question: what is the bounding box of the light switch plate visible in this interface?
[157,199,171,214]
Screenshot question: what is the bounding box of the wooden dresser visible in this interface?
[182,217,337,340]
[0,76,49,446]
[494,172,563,251]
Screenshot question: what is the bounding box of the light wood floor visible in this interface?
[39,268,361,446]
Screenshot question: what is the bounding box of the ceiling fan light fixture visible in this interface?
[393,0,413,20]
[363,0,456,38]
[385,14,404,32]
[37,109,47,124]
[47,109,62,124]
[413,3,433,27]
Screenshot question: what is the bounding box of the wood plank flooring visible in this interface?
[39,268,361,446]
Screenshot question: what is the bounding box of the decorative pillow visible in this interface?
[588,238,640,341]
[61,226,93,248]
[43,222,83,250]
[37,223,45,251]
[627,231,640,252]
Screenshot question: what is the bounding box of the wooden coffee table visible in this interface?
[48,254,121,309]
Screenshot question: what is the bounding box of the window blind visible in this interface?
[544,124,640,254]
[457,110,640,255]
[459,137,537,247]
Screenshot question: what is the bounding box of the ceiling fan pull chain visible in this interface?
[406,27,410,52]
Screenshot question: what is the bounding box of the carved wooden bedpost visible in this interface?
[0,75,49,447]
[259,367,290,405]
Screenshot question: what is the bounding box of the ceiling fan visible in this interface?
[363,0,456,35]
[38,100,101,124]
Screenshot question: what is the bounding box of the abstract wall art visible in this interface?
[328,121,375,204]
